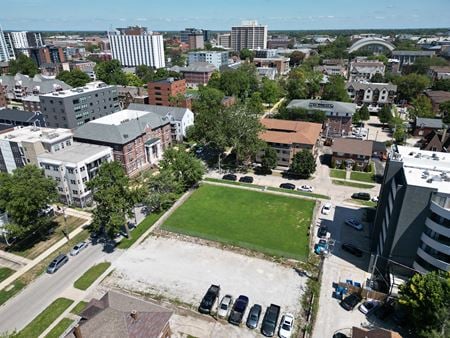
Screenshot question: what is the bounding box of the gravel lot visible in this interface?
[105,236,307,336]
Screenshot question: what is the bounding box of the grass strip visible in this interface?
[74,262,111,290]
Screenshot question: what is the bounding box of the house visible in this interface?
[258,118,322,167]
[352,326,402,338]
[286,99,357,137]
[128,103,194,142]
[346,82,397,107]
[413,117,444,137]
[349,59,385,82]
[0,108,47,127]
[117,86,149,109]
[253,56,290,75]
[331,138,374,169]
[420,130,450,152]
[68,290,172,338]
[428,66,450,81]
[424,90,450,113]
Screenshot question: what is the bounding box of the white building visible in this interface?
[188,51,229,69]
[108,27,165,68]
[349,59,385,82]
[231,20,268,51]
[0,28,15,62]
[38,142,112,207]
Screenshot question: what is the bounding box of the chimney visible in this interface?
[441,127,447,144]
[73,325,83,338]
[130,310,137,320]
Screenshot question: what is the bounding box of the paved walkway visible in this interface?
[0,250,32,269]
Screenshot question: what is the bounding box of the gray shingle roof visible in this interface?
[0,109,46,126]
[346,82,397,91]
[171,62,216,73]
[287,99,357,115]
[416,117,443,129]
[128,103,190,121]
[0,74,71,95]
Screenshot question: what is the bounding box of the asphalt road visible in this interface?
[0,241,119,334]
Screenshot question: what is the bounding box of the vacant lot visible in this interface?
[163,184,315,260]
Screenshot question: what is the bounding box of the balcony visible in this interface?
[421,233,450,255]
[430,200,450,219]
[413,261,429,274]
[425,217,450,238]
[416,247,450,272]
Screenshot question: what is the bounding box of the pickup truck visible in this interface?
[261,304,281,336]
[198,284,220,314]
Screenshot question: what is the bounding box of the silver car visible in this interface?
[217,294,233,318]
[70,241,88,256]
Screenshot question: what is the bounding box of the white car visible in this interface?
[322,203,332,215]
[217,294,233,318]
[298,185,313,192]
[359,299,380,315]
[279,313,294,338]
[70,241,88,256]
[371,196,379,203]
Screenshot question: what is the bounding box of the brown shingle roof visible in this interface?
[260,118,322,145]
[425,90,450,104]
[352,327,403,338]
[332,138,373,157]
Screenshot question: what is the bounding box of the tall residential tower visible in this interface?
[231,20,268,51]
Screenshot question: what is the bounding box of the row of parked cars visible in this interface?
[46,241,88,274]
[222,174,254,183]
[199,284,294,337]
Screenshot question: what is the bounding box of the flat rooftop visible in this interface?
[394,145,450,194]
[0,126,72,144]
[38,142,111,164]
[90,109,149,125]
[40,81,112,98]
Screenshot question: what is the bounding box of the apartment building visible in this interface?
[39,81,119,129]
[0,109,46,128]
[108,26,165,68]
[231,21,268,51]
[187,31,204,50]
[0,27,15,62]
[117,86,149,109]
[147,78,186,106]
[391,50,435,71]
[74,108,172,176]
[217,33,231,49]
[346,82,397,107]
[349,59,385,82]
[188,51,229,69]
[253,56,290,75]
[170,62,216,87]
[372,146,450,275]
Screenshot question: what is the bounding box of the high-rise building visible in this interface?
[231,20,268,51]
[180,28,196,44]
[372,145,450,276]
[217,33,231,49]
[188,31,204,50]
[7,31,43,49]
[188,51,229,69]
[108,26,165,68]
[0,28,15,62]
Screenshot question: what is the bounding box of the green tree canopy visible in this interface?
[370,72,385,83]
[289,149,316,178]
[275,106,327,123]
[8,54,38,77]
[358,104,370,121]
[410,95,435,119]
[209,63,258,99]
[289,51,305,67]
[392,73,430,102]
[432,78,450,91]
[260,78,282,105]
[143,170,182,212]
[378,104,393,126]
[94,60,127,85]
[192,85,225,114]
[56,69,91,87]
[261,146,278,173]
[246,92,264,115]
[239,48,255,61]
[321,75,350,102]
[0,165,57,238]
[124,72,144,87]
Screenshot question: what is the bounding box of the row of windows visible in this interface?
[428,212,450,228]
[415,255,441,273]
[424,226,450,246]
[420,241,450,264]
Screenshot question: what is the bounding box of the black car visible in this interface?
[279,183,295,190]
[239,176,254,183]
[198,284,220,314]
[317,226,328,238]
[351,192,371,201]
[375,299,395,320]
[222,174,237,181]
[261,304,280,336]
[341,243,363,257]
[229,295,249,325]
[340,293,362,311]
[246,304,262,329]
[333,333,349,338]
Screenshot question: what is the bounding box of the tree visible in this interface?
[86,161,137,239]
[289,51,305,67]
[410,95,435,119]
[289,150,316,178]
[370,72,385,83]
[56,69,91,87]
[125,73,144,87]
[261,146,278,173]
[352,110,361,125]
[359,105,370,122]
[192,86,225,114]
[321,75,350,102]
[136,65,155,83]
[210,63,258,100]
[8,54,38,77]
[392,73,430,102]
[378,104,393,126]
[144,170,182,212]
[158,146,205,189]
[260,78,282,105]
[0,165,57,238]
[246,92,264,115]
[399,271,450,338]
[239,48,255,61]
[393,124,406,143]
[94,60,127,85]
[407,56,449,75]
[432,79,450,91]
[439,101,450,124]
[286,68,308,100]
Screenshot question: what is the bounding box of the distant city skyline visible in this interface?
[0,0,449,31]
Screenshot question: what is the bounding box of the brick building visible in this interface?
[331,138,374,170]
[148,78,190,108]
[117,86,149,109]
[170,62,216,87]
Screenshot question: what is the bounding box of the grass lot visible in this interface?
[70,301,87,315]
[350,171,376,183]
[330,169,347,179]
[332,180,375,189]
[8,215,86,259]
[74,262,111,290]
[15,298,73,338]
[346,199,378,208]
[44,318,74,338]
[0,267,15,283]
[163,185,315,260]
[118,211,164,249]
[0,279,25,306]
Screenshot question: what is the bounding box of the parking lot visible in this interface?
[104,236,307,337]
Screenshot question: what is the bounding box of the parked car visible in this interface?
[359,299,380,315]
[317,226,328,238]
[228,295,249,325]
[351,192,371,201]
[47,254,69,274]
[279,183,295,190]
[70,241,88,256]
[374,299,395,320]
[261,304,281,336]
[298,185,313,192]
[314,239,329,255]
[341,243,363,257]
[222,174,237,181]
[239,176,254,183]
[345,218,364,231]
[371,196,379,203]
[340,293,362,311]
[217,294,233,318]
[278,313,294,338]
[246,304,262,329]
[198,284,220,314]
[321,202,332,215]
[333,333,349,338]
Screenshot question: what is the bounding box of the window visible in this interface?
[66,140,71,146]
[68,168,74,174]
[70,179,76,184]
[82,177,87,183]
[80,166,86,172]
[58,187,63,192]
[44,164,50,169]
[72,190,78,195]
[53,166,59,171]
[55,177,61,182]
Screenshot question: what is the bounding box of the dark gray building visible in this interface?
[372,145,450,277]
[39,81,119,129]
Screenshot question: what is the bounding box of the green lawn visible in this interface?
[15,298,74,338]
[0,279,25,306]
[74,262,111,290]
[70,301,88,315]
[162,185,315,260]
[0,267,15,283]
[330,169,346,179]
[332,180,375,189]
[346,199,378,208]
[118,211,164,249]
[44,318,74,338]
[350,171,376,183]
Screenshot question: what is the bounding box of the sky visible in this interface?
[0,0,450,31]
